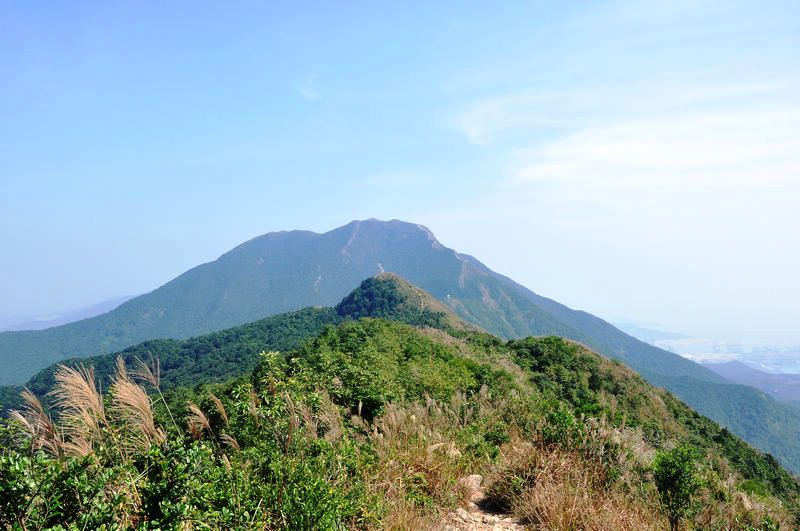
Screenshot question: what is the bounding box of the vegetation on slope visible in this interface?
[0,308,340,414]
[334,273,477,333]
[656,374,800,476]
[0,274,462,414]
[1,220,798,480]
[3,315,799,529]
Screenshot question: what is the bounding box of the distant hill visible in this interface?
[704,360,800,407]
[1,219,799,473]
[613,320,692,344]
[0,295,134,332]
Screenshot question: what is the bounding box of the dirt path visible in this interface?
[437,475,524,531]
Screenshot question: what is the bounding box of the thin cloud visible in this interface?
[512,108,800,189]
[455,81,779,147]
[296,76,319,101]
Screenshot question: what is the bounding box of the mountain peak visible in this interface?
[343,218,442,240]
[335,273,477,332]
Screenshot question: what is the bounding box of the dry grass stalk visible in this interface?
[9,388,63,457]
[220,433,240,451]
[48,364,106,456]
[131,354,160,389]
[283,393,299,453]
[318,392,344,442]
[298,402,318,439]
[693,476,794,530]
[209,394,229,427]
[110,357,164,451]
[496,447,662,530]
[248,388,261,427]
[187,402,212,439]
[364,397,476,527]
[380,497,439,530]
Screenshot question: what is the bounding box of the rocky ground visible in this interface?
[437,475,525,531]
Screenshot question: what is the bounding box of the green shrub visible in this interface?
[652,446,701,531]
[542,406,582,447]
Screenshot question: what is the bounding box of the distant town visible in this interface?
[614,321,800,374]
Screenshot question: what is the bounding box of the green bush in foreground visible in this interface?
[653,446,701,531]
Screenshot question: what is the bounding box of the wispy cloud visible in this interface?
[512,108,800,190]
[296,76,319,101]
[453,77,800,195]
[455,82,780,146]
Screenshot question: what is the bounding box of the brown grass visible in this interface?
[491,445,663,530]
[359,396,493,529]
[48,364,107,456]
[12,358,165,462]
[110,357,165,451]
[9,388,63,457]
[187,401,212,439]
[693,470,795,530]
[209,393,229,427]
[130,354,160,389]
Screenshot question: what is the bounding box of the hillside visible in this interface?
[704,361,800,407]
[3,300,798,528]
[1,219,799,474]
[0,274,469,414]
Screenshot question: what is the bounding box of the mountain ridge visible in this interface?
[704,360,800,406]
[1,219,798,473]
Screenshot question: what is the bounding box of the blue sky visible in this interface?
[2,1,799,344]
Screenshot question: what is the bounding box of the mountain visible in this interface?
[3,278,798,528]
[1,219,799,473]
[0,219,717,384]
[0,295,134,332]
[704,361,800,406]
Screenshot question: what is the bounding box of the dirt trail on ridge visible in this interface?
[436,475,525,531]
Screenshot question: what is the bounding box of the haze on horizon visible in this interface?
[1,1,799,345]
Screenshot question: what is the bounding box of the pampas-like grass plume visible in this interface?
[220,433,240,451]
[209,393,229,427]
[131,354,160,389]
[48,364,106,457]
[187,402,212,439]
[9,388,63,457]
[110,357,165,451]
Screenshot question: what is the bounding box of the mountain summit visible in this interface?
[1,219,799,472]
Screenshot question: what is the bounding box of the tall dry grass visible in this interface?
[11,358,165,460]
[353,391,507,529]
[187,401,212,439]
[110,357,165,452]
[8,358,170,527]
[47,364,107,457]
[9,388,62,457]
[490,443,663,530]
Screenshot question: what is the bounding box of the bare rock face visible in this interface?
[437,475,525,531]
